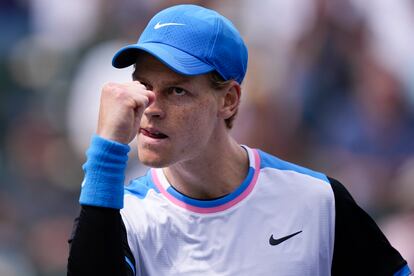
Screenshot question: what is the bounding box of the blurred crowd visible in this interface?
[1,0,414,275]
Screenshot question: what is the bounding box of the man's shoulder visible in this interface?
[124,170,160,200]
[250,148,335,205]
[256,148,329,184]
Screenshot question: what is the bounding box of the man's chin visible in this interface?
[138,151,171,168]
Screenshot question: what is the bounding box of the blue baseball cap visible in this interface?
[112,4,248,84]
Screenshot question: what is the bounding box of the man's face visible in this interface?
[133,53,223,168]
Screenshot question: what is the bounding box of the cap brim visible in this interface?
[112,43,215,76]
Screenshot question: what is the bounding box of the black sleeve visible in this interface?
[329,177,408,276]
[67,205,136,276]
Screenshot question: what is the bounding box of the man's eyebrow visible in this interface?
[132,72,192,86]
[162,78,192,86]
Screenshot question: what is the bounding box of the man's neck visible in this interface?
[163,136,249,200]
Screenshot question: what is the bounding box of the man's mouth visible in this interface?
[140,128,168,139]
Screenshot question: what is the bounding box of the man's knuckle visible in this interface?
[102,82,116,91]
[113,89,125,99]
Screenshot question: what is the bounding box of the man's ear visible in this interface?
[218,81,241,120]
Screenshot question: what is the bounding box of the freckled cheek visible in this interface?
[193,108,215,133]
[173,106,214,137]
[173,111,200,133]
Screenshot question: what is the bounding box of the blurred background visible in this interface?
[1,0,414,275]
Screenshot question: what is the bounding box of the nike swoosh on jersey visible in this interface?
[269,230,302,246]
[154,22,186,29]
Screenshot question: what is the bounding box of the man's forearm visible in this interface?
[67,206,132,275]
[67,135,135,275]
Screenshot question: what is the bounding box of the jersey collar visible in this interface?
[150,146,261,214]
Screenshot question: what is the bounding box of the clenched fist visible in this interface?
[97,81,155,144]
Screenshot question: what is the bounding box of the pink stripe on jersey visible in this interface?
[151,149,261,214]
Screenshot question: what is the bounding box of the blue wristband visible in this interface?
[79,135,130,209]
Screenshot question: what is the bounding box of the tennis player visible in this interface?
[67,4,411,276]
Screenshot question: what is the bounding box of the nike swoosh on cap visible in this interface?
[154,22,186,29]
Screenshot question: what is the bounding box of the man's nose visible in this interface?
[144,93,165,119]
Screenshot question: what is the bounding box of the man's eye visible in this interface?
[170,87,187,96]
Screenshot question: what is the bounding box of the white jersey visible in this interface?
[121,146,335,276]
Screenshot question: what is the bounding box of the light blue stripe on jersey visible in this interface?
[125,171,160,199]
[125,256,136,275]
[394,264,411,276]
[165,166,255,208]
[258,150,329,183]
[79,135,130,209]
